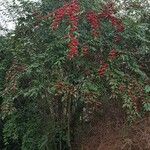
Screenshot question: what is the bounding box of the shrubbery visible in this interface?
[0,0,149,149]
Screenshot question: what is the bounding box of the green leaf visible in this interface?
[143,103,150,111]
[145,85,150,93]
[136,34,150,43]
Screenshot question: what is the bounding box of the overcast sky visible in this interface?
[0,0,15,33]
[0,0,39,34]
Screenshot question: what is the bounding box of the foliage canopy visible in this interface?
[0,0,150,149]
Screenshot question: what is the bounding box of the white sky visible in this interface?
[0,0,39,34]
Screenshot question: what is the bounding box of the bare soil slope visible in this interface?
[74,102,150,150]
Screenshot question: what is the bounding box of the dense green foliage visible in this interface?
[0,0,150,149]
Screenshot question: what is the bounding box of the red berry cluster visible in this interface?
[67,0,80,59]
[99,2,125,33]
[98,63,109,77]
[98,49,120,77]
[108,49,118,61]
[115,34,122,43]
[109,16,125,32]
[48,1,126,77]
[51,0,80,59]
[87,11,100,38]
[128,92,138,112]
[119,84,126,92]
[97,2,125,77]
[68,37,79,59]
[82,45,89,56]
[51,5,67,30]
[99,3,114,19]
[103,2,116,15]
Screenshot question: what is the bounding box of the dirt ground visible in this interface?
[74,103,150,150]
[81,117,150,150]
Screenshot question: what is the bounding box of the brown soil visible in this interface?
[73,103,150,150]
[81,117,150,150]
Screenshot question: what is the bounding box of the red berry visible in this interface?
[99,63,109,77]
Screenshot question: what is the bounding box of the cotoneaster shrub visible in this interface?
[1,0,149,149]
